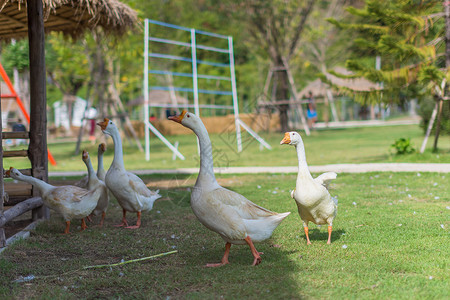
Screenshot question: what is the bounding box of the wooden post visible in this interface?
[27,0,49,220]
[0,84,6,247]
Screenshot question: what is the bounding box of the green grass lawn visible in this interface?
[3,124,450,172]
[0,172,448,298]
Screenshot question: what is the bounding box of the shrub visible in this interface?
[391,138,415,155]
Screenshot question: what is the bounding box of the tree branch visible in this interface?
[287,0,316,59]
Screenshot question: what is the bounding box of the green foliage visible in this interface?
[1,40,29,73]
[391,137,415,155]
[46,33,90,95]
[329,0,445,104]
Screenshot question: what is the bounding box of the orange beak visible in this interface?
[168,110,187,124]
[5,167,13,177]
[280,132,291,145]
[97,118,109,131]
[100,143,106,152]
[82,150,88,160]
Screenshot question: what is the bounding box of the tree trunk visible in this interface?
[27,0,49,220]
[432,0,450,151]
[432,98,444,152]
[420,101,438,153]
[275,58,289,132]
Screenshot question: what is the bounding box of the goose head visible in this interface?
[82,150,89,162]
[280,131,302,146]
[5,167,22,180]
[168,110,201,130]
[98,143,106,154]
[97,118,116,137]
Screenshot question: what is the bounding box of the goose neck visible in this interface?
[85,158,98,186]
[192,122,217,186]
[295,142,313,180]
[18,174,52,194]
[110,128,125,169]
[97,152,104,175]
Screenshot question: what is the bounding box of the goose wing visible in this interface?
[127,171,159,198]
[50,186,90,203]
[314,172,337,189]
[207,187,277,219]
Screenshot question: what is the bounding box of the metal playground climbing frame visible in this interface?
[143,19,271,161]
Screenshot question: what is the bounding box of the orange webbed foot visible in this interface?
[252,256,262,266]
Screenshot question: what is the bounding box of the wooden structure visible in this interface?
[259,57,310,135]
[0,0,137,248]
[258,65,381,130]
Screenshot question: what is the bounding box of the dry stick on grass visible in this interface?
[15,250,178,282]
[83,250,178,269]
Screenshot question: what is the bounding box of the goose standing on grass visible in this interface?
[169,111,290,267]
[6,167,101,234]
[280,131,338,245]
[97,118,161,229]
[75,143,107,190]
[81,150,109,226]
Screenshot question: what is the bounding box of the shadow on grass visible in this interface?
[306,228,345,244]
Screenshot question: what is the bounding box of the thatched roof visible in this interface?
[298,67,381,98]
[0,0,139,40]
[324,67,381,93]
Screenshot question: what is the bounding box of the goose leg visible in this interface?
[327,225,332,244]
[80,218,88,231]
[244,236,262,266]
[206,242,231,267]
[99,211,106,227]
[125,211,142,229]
[303,223,311,245]
[63,221,71,234]
[114,209,129,227]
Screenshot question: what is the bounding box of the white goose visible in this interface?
[280,131,338,244]
[97,118,161,229]
[96,143,107,181]
[169,111,290,266]
[75,143,107,188]
[6,167,101,234]
[81,150,109,226]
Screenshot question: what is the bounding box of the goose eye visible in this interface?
[187,115,190,118]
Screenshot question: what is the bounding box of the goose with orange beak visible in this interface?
[81,150,109,226]
[6,166,101,234]
[280,131,338,245]
[97,118,161,229]
[169,110,290,267]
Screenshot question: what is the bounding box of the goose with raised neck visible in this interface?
[281,131,338,245]
[169,110,290,267]
[96,143,107,181]
[74,143,107,189]
[97,118,161,229]
[82,150,109,226]
[6,167,101,234]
